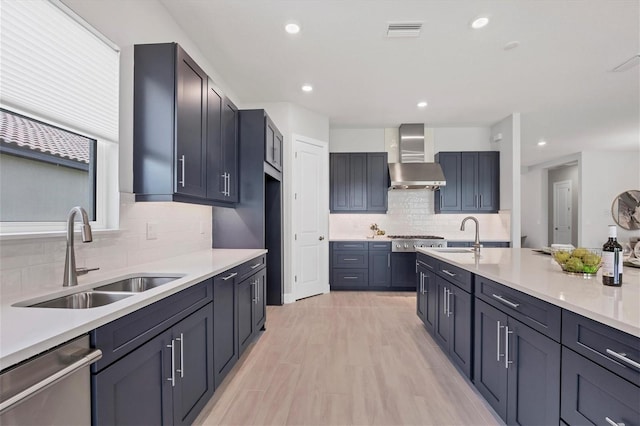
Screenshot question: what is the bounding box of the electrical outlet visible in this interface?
[146,222,158,240]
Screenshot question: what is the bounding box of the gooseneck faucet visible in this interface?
[460,216,481,253]
[63,206,93,287]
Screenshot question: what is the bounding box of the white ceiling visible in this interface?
[160,0,639,166]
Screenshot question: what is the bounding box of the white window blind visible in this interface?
[0,0,119,142]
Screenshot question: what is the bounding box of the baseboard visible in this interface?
[283,293,296,304]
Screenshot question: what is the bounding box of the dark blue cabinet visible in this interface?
[417,262,437,334]
[238,268,267,357]
[369,250,391,287]
[391,252,416,289]
[435,151,499,213]
[474,298,560,425]
[330,153,388,213]
[213,272,238,388]
[265,115,283,172]
[93,306,214,426]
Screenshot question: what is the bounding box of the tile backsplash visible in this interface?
[0,193,212,301]
[330,190,510,240]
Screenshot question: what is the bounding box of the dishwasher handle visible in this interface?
[0,348,102,414]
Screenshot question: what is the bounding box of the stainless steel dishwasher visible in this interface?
[0,335,102,425]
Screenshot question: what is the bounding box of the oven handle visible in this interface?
[0,348,102,414]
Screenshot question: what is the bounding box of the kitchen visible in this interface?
[0,1,639,425]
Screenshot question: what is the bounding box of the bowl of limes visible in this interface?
[551,247,602,276]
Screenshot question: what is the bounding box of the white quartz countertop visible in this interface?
[0,248,266,370]
[417,248,640,337]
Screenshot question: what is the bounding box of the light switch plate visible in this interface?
[146,222,158,240]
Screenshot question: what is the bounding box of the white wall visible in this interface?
[521,168,548,248]
[433,127,492,152]
[491,114,522,247]
[329,128,385,152]
[580,150,640,247]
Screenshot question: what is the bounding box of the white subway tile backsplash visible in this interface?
[0,195,213,300]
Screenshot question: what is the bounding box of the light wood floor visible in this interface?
[194,291,501,426]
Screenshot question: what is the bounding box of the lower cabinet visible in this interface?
[238,268,266,356]
[369,250,391,287]
[416,263,437,334]
[561,347,640,426]
[433,275,473,378]
[390,252,416,288]
[93,305,214,426]
[213,271,238,388]
[474,299,560,425]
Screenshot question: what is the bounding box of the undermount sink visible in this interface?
[93,276,180,293]
[432,248,474,253]
[28,292,133,309]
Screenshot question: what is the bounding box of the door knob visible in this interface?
[319,236,325,240]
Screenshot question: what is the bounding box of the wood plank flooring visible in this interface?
[194,291,501,426]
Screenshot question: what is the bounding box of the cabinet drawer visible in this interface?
[437,261,472,293]
[332,250,368,268]
[236,255,266,282]
[333,241,367,250]
[369,241,391,251]
[91,279,213,372]
[561,347,640,426]
[331,269,368,287]
[416,253,437,272]
[562,310,640,385]
[476,276,561,341]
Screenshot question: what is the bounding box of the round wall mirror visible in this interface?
[611,190,640,230]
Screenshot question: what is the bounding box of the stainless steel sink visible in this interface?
[93,276,180,293]
[28,292,133,309]
[432,248,474,253]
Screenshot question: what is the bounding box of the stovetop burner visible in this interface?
[387,235,444,239]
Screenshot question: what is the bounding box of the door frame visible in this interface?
[291,134,330,302]
[552,179,572,244]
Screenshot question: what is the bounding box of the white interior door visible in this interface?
[293,135,329,300]
[553,180,572,244]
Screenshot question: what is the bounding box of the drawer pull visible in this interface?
[343,258,358,261]
[605,417,625,426]
[492,294,520,309]
[606,348,640,370]
[221,272,238,281]
[504,326,514,369]
[344,244,360,248]
[250,263,262,269]
[442,269,457,277]
[344,276,358,280]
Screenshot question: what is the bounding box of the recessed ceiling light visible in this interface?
[301,84,313,92]
[504,41,520,51]
[417,101,428,108]
[537,139,547,146]
[470,16,490,29]
[285,23,300,34]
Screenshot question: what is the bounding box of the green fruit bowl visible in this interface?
[551,247,602,276]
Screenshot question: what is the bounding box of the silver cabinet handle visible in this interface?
[250,262,262,269]
[256,279,260,302]
[388,253,390,268]
[479,194,483,208]
[448,289,453,316]
[220,173,226,195]
[179,155,185,187]
[419,272,423,294]
[167,339,175,387]
[605,417,625,426]
[175,333,184,378]
[221,272,237,281]
[606,349,640,370]
[423,273,428,295]
[343,244,360,248]
[0,347,102,414]
[442,269,457,278]
[226,172,231,196]
[343,258,358,261]
[443,287,448,315]
[496,320,504,361]
[492,294,520,309]
[504,326,513,369]
[252,280,257,303]
[344,276,358,280]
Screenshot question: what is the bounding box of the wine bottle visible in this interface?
[602,225,623,286]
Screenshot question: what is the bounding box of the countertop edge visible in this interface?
[417,247,640,338]
[0,248,267,370]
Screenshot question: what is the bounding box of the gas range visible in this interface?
[387,235,447,252]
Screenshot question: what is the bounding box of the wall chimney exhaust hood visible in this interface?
[388,124,446,190]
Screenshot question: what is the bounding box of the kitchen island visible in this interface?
[416,247,639,426]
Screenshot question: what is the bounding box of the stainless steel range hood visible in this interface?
[388,124,446,190]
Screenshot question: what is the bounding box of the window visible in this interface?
[0,0,119,234]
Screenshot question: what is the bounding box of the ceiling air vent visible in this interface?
[612,54,640,72]
[387,22,422,38]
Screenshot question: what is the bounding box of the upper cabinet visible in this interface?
[265,115,283,172]
[435,151,499,213]
[330,152,388,213]
[133,43,238,207]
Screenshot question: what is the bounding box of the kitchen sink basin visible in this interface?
[28,292,133,309]
[432,248,474,253]
[93,276,180,293]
